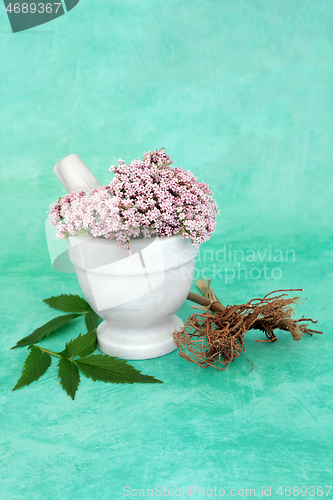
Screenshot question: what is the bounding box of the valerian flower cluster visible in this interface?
[49,149,218,250]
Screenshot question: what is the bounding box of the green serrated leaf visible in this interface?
[58,357,80,400]
[59,331,97,359]
[43,294,91,313]
[85,310,100,332]
[11,313,81,349]
[75,355,163,385]
[13,346,52,391]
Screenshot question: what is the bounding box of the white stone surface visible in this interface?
[67,233,198,360]
[54,154,100,193]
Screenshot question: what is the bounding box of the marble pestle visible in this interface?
[54,154,100,193]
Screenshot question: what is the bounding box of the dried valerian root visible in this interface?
[172,280,322,370]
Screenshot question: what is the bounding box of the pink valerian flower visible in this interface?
[49,149,219,250]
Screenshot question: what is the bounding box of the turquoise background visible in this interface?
[0,1,332,499]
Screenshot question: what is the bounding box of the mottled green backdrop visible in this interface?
[1,1,332,499]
